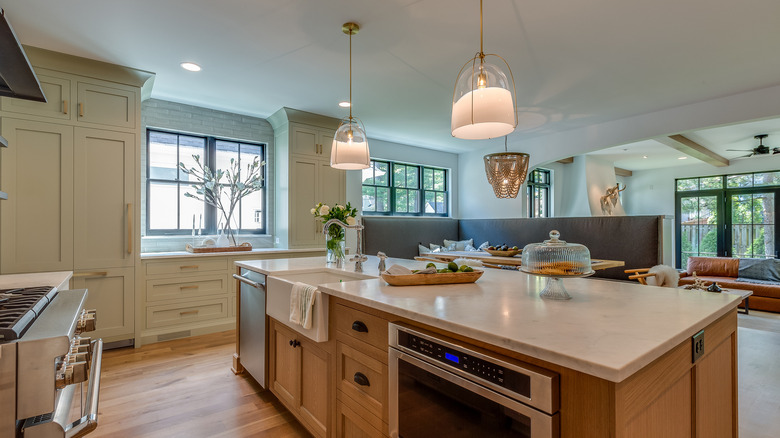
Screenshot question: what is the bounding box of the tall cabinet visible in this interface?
[0,47,154,344]
[268,108,347,249]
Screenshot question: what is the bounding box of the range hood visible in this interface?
[0,9,46,102]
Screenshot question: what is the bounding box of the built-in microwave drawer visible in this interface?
[146,298,228,329]
[146,275,227,302]
[145,259,228,276]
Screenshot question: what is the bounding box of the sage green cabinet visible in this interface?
[70,267,134,344]
[0,118,75,273]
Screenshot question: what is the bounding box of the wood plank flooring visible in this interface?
[89,312,780,437]
[90,330,309,438]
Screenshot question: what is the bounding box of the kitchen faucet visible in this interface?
[322,218,367,272]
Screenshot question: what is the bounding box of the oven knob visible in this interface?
[70,344,92,363]
[75,337,92,346]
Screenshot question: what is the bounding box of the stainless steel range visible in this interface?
[0,286,102,438]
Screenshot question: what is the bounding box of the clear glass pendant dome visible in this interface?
[331,117,370,170]
[452,55,516,140]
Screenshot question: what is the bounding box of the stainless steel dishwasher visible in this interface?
[234,268,267,388]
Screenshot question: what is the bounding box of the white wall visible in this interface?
[345,137,460,252]
[459,83,780,219]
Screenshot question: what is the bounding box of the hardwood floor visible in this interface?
[90,312,780,438]
[91,331,309,438]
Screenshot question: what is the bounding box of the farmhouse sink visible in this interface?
[266,269,373,342]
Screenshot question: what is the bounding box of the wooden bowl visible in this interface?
[483,248,521,257]
[381,269,484,286]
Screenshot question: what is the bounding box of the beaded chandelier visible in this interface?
[483,137,529,198]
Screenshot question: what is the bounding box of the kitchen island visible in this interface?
[234,256,740,438]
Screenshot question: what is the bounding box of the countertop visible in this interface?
[141,247,325,260]
[235,256,740,382]
[0,271,72,291]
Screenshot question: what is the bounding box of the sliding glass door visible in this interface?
[728,192,776,259]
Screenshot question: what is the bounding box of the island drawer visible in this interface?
[146,274,228,302]
[145,298,228,329]
[145,259,228,276]
[336,390,387,438]
[337,341,388,423]
[334,303,388,352]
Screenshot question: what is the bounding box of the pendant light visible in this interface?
[451,0,517,140]
[331,22,370,170]
[484,136,529,198]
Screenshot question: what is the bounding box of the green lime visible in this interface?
[459,264,469,272]
[426,262,436,268]
[447,262,458,272]
[463,266,474,272]
[437,269,450,273]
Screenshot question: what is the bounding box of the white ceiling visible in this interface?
[5,0,780,159]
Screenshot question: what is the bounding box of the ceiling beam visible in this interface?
[615,167,632,177]
[656,134,730,167]
[556,157,574,164]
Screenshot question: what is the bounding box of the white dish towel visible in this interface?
[290,282,318,329]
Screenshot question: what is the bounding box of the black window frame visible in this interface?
[362,159,449,217]
[527,168,551,218]
[675,171,780,269]
[145,128,267,236]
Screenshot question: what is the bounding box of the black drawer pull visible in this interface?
[353,372,370,387]
[351,321,368,333]
[289,339,300,348]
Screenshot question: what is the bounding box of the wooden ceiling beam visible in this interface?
[556,157,574,164]
[656,134,730,167]
[615,167,632,177]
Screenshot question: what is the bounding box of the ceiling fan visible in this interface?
[727,134,780,158]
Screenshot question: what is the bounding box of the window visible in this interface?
[675,171,779,269]
[527,168,551,218]
[362,159,448,216]
[146,129,266,235]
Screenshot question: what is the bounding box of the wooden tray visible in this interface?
[185,242,252,253]
[483,248,521,257]
[381,269,484,286]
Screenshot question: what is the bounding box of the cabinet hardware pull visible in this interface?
[127,203,132,254]
[233,273,264,290]
[180,265,199,270]
[179,285,199,290]
[179,310,199,316]
[79,102,84,117]
[351,321,368,333]
[353,372,370,387]
[73,271,108,278]
[289,339,300,348]
[63,100,68,114]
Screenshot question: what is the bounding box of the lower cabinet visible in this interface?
[269,318,330,438]
[70,267,134,343]
[336,392,385,438]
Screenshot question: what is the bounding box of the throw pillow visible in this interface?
[464,244,478,251]
[418,244,431,255]
[443,238,473,251]
[478,241,490,251]
[429,243,443,252]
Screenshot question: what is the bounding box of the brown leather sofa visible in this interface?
[679,256,780,313]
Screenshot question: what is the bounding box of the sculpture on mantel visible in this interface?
[600,183,626,215]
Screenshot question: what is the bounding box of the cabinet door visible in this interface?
[76,82,136,129]
[0,119,74,273]
[291,125,319,157]
[695,336,736,437]
[0,73,72,121]
[270,320,300,410]
[70,267,134,343]
[299,338,330,438]
[73,128,135,269]
[318,161,347,245]
[318,129,335,158]
[290,156,320,247]
[336,397,384,438]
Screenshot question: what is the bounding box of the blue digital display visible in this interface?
[444,352,459,363]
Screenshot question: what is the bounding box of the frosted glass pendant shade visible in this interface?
[452,57,516,139]
[331,117,370,170]
[483,152,529,198]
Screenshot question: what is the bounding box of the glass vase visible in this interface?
[326,227,346,265]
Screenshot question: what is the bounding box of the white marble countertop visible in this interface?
[0,271,72,291]
[141,247,325,260]
[235,256,740,382]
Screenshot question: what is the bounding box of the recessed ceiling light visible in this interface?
[642,155,648,159]
[338,101,351,108]
[678,156,688,160]
[180,62,201,72]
